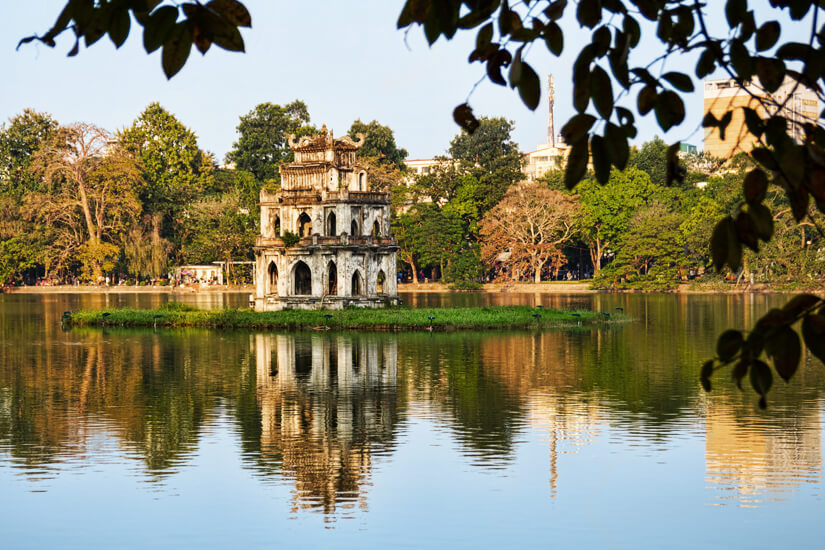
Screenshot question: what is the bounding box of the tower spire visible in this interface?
[547,74,555,147]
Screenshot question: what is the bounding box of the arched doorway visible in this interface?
[298,212,312,237]
[351,270,363,296]
[326,212,336,236]
[358,172,366,190]
[268,262,278,294]
[377,270,385,294]
[273,215,281,236]
[372,220,381,238]
[327,261,337,295]
[351,220,358,236]
[293,261,311,295]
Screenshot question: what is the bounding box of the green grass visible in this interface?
[66,306,626,332]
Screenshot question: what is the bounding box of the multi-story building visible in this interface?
[253,126,398,310]
[704,77,819,159]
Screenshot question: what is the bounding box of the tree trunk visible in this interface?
[151,213,164,278]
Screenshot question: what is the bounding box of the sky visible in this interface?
[2,1,784,162]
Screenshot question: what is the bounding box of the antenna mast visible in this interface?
[547,74,555,147]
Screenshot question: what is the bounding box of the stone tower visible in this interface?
[253,127,399,310]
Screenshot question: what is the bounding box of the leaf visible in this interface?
[666,141,685,186]
[509,46,524,87]
[749,203,774,241]
[516,62,541,110]
[161,22,193,79]
[573,71,591,112]
[734,211,759,251]
[637,84,656,115]
[750,359,773,408]
[590,66,613,118]
[732,359,749,390]
[725,0,747,27]
[486,49,512,86]
[590,134,610,184]
[565,140,589,190]
[710,216,741,271]
[742,107,764,137]
[544,0,568,21]
[743,168,768,204]
[453,103,479,134]
[717,329,743,361]
[654,91,685,132]
[577,0,602,29]
[700,360,714,392]
[751,147,778,170]
[730,39,754,79]
[802,314,825,364]
[143,6,179,53]
[755,57,786,93]
[476,22,493,50]
[206,0,252,27]
[108,8,131,48]
[765,327,801,382]
[543,21,564,55]
[755,20,780,51]
[604,123,629,169]
[783,294,820,316]
[662,71,694,92]
[560,114,596,144]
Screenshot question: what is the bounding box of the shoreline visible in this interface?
[3,281,816,295]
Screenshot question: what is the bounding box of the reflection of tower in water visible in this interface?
[253,333,398,517]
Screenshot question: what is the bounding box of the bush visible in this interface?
[158,302,198,312]
[281,230,301,247]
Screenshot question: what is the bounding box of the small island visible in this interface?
[65,304,625,332]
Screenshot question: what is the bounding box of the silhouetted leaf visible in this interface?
[516,61,541,110]
[725,0,747,27]
[717,329,743,361]
[730,38,754,79]
[453,103,479,133]
[161,22,193,79]
[662,71,694,92]
[654,91,684,131]
[590,66,613,118]
[207,0,251,27]
[755,56,786,92]
[577,0,602,29]
[696,48,716,78]
[750,359,773,404]
[561,113,596,144]
[700,360,714,392]
[744,169,768,204]
[604,123,629,169]
[565,140,589,189]
[749,203,774,241]
[543,21,563,55]
[765,327,801,382]
[637,85,656,115]
[486,49,512,86]
[144,6,179,53]
[735,211,759,251]
[109,8,131,48]
[590,134,610,183]
[732,359,749,390]
[802,314,825,364]
[756,20,780,51]
[782,294,820,316]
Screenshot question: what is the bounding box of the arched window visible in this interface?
[351,270,363,296]
[273,216,281,236]
[351,220,359,236]
[293,261,312,295]
[358,172,366,190]
[372,220,381,238]
[268,262,278,294]
[327,261,337,295]
[298,212,312,237]
[326,211,336,236]
[377,270,385,294]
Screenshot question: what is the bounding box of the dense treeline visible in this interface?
[3,103,823,290]
[0,103,406,285]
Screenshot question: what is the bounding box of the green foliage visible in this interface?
[0,109,58,197]
[348,120,408,170]
[0,235,38,285]
[281,231,301,248]
[20,0,252,79]
[225,101,314,182]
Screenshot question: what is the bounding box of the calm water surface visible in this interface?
[0,291,823,548]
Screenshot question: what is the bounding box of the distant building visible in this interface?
[253,126,398,311]
[174,265,224,285]
[524,75,570,180]
[704,77,819,158]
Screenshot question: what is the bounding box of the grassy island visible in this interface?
[65,304,626,332]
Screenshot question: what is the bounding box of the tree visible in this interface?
[30,123,142,279]
[119,103,212,276]
[576,167,657,274]
[348,119,409,170]
[397,0,825,405]
[630,137,669,187]
[226,101,314,182]
[0,109,58,197]
[448,117,523,212]
[480,183,577,283]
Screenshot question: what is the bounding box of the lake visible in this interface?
[0,292,823,548]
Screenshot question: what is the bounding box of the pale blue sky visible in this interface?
[3,1,786,161]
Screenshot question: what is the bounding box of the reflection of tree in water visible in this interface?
[250,333,399,516]
[0,325,252,477]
